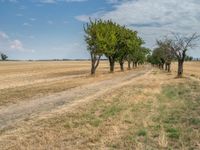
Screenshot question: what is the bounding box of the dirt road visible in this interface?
[0,66,151,131]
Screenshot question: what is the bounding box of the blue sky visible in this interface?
[0,0,200,60]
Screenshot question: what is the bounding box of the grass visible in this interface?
[152,81,200,148]
[137,129,147,136]
[1,61,199,107]
[0,61,142,106]
[0,68,200,149]
[165,127,180,139]
[171,61,200,78]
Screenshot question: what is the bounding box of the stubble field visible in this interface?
[0,61,199,149]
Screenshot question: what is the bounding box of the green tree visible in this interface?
[1,53,8,61]
[116,27,138,71]
[102,20,118,73]
[84,19,146,74]
[84,19,104,75]
[156,39,174,72]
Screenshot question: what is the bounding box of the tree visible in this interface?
[156,39,175,72]
[131,46,149,68]
[102,20,118,73]
[115,26,129,71]
[116,27,141,71]
[152,33,199,76]
[84,19,146,74]
[184,55,193,61]
[150,47,165,69]
[169,33,199,77]
[1,53,8,61]
[84,19,104,75]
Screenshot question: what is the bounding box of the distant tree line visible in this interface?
[148,33,199,78]
[84,19,150,75]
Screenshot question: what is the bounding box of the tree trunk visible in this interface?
[90,53,101,75]
[177,60,184,77]
[135,62,138,68]
[168,64,171,72]
[165,63,168,71]
[109,56,115,73]
[119,62,124,71]
[128,60,131,70]
[161,64,164,70]
[132,62,135,68]
[91,63,95,75]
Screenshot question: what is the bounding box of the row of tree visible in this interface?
[84,19,149,75]
[148,33,199,77]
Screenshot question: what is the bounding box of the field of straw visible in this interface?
[0,61,199,149]
[171,61,200,79]
[0,61,114,106]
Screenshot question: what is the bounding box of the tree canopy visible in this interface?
[84,19,148,74]
[0,53,8,61]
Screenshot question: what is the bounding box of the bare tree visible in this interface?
[170,33,199,77]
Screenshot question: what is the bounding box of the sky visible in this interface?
[0,0,200,60]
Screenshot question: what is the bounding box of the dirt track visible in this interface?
[0,66,152,131]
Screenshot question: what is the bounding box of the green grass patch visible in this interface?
[189,118,200,125]
[153,81,200,148]
[165,127,180,139]
[100,104,123,119]
[137,129,147,136]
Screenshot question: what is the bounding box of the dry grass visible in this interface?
[171,61,200,79]
[0,67,199,149]
[0,61,199,149]
[0,61,136,106]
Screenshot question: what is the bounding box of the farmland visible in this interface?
[0,61,200,149]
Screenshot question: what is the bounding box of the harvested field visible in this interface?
[171,61,200,79]
[0,61,199,149]
[0,61,132,106]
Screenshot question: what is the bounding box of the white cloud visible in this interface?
[75,15,89,22]
[30,18,36,21]
[9,39,35,53]
[0,31,34,54]
[38,0,56,3]
[48,20,53,24]
[106,0,130,4]
[76,0,200,52]
[0,31,9,40]
[37,0,87,3]
[0,0,18,3]
[75,11,105,22]
[23,22,32,26]
[10,39,23,50]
